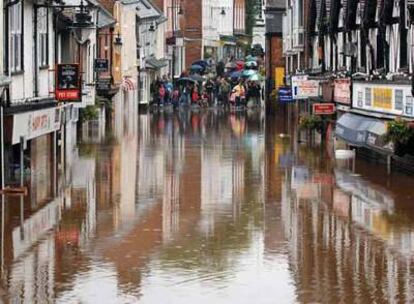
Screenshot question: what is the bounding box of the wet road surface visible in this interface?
[1,108,414,303]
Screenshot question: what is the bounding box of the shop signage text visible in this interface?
[56,64,81,101]
[352,83,414,118]
[278,86,293,102]
[313,103,335,114]
[94,59,109,72]
[291,75,320,99]
[12,107,61,144]
[334,78,351,104]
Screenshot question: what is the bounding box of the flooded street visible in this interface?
[1,109,414,303]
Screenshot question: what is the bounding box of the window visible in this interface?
[38,8,48,67]
[357,91,363,107]
[365,88,371,106]
[9,1,23,73]
[395,89,403,110]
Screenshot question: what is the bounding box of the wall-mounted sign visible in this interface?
[313,103,335,114]
[352,82,414,118]
[278,86,293,102]
[56,64,81,101]
[96,78,111,92]
[334,78,351,104]
[94,59,109,72]
[291,75,320,99]
[12,107,62,144]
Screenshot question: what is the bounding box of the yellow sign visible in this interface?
[373,88,392,110]
[275,67,284,89]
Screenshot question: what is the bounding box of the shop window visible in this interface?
[405,96,413,115]
[38,7,48,68]
[8,1,23,73]
[394,89,403,110]
[357,91,363,107]
[365,88,371,106]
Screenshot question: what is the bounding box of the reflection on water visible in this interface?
[1,107,414,303]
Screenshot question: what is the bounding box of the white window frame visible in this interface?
[9,1,23,73]
[38,7,48,68]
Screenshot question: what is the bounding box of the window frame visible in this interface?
[38,7,49,69]
[8,1,24,74]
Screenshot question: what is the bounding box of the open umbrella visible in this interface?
[242,69,256,78]
[245,61,258,68]
[249,73,264,82]
[192,60,209,68]
[235,61,245,71]
[190,64,204,72]
[245,55,257,62]
[190,74,205,82]
[177,77,197,84]
[229,70,242,79]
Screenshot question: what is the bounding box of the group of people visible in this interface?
[150,74,263,109]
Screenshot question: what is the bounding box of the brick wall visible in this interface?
[182,0,202,69]
[266,34,285,87]
[151,0,164,12]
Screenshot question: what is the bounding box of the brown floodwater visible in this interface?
[1,107,414,303]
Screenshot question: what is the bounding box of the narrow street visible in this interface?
[0,108,411,303]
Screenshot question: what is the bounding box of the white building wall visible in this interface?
[10,2,34,103]
[121,5,138,79]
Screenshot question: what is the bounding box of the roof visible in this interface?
[136,0,162,20]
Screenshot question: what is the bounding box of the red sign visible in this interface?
[313,103,336,115]
[55,64,81,101]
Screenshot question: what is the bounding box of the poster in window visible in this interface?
[56,64,81,101]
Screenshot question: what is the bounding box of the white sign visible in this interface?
[291,75,320,99]
[352,82,414,118]
[334,78,351,104]
[12,107,62,145]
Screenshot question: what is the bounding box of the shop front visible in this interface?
[4,106,62,206]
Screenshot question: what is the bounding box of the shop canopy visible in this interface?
[335,112,388,149]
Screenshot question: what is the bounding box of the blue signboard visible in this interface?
[278,86,294,103]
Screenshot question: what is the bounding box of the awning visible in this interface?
[145,58,169,70]
[335,113,383,146]
[335,113,393,152]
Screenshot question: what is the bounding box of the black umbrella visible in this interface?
[189,74,205,82]
[177,77,197,84]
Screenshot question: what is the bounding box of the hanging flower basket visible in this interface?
[299,115,324,133]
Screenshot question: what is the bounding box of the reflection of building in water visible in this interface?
[72,155,96,241]
[282,167,414,303]
[162,172,180,243]
[8,235,56,303]
[200,146,234,235]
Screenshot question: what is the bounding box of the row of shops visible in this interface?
[284,75,414,172]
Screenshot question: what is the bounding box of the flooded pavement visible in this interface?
[1,108,414,303]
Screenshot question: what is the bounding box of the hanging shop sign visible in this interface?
[56,64,81,101]
[334,78,351,104]
[313,103,336,115]
[291,75,320,99]
[94,58,109,72]
[96,78,111,93]
[278,86,293,102]
[352,82,414,118]
[11,107,62,145]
